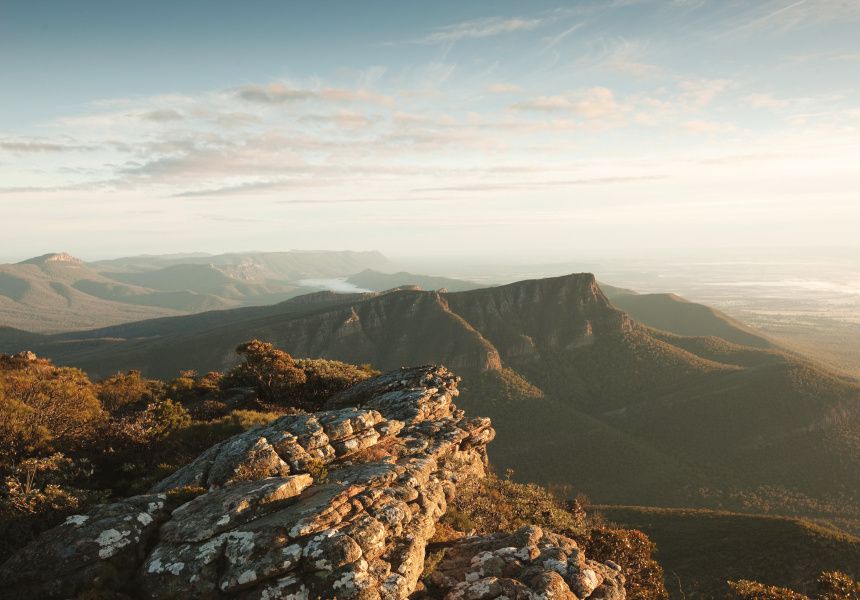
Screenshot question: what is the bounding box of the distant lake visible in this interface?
[297,278,372,294]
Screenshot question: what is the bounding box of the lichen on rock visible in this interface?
[0,365,624,600]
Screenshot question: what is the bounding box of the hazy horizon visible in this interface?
[3,0,860,258]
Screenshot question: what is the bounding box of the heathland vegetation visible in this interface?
[4,345,855,599]
[0,342,375,563]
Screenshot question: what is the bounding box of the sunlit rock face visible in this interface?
[0,365,624,600]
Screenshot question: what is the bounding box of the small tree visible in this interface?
[222,340,307,403]
[0,363,104,467]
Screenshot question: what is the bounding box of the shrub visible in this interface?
[294,358,377,407]
[728,572,860,600]
[141,399,192,439]
[586,527,668,600]
[97,371,161,414]
[0,361,104,467]
[221,340,307,403]
[443,473,667,600]
[728,579,810,600]
[445,472,586,538]
[167,370,223,405]
[818,572,860,600]
[0,453,105,563]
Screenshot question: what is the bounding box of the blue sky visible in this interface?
[1,0,859,260]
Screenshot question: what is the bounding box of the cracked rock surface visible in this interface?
[418,526,625,600]
[0,365,624,600]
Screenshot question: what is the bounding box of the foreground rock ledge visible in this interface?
[0,365,624,600]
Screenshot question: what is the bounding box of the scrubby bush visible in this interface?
[444,471,587,537]
[818,572,860,600]
[0,360,104,468]
[586,527,668,600]
[728,572,859,600]
[97,370,161,414]
[0,453,105,563]
[221,340,307,402]
[728,579,809,600]
[166,370,223,404]
[294,358,378,407]
[441,472,668,600]
[221,340,377,409]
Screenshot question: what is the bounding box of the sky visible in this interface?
[1,0,859,262]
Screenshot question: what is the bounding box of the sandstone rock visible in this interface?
[0,493,172,598]
[422,526,625,600]
[0,365,623,600]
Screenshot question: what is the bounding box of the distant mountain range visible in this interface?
[3,272,857,528]
[0,250,389,332]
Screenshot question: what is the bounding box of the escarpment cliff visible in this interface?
[0,365,625,600]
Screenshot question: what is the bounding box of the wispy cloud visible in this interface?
[603,40,665,78]
[720,0,860,36]
[541,21,587,49]
[679,79,733,107]
[682,119,739,134]
[233,83,394,106]
[745,93,789,109]
[407,16,546,45]
[414,176,666,193]
[0,138,97,153]
[511,87,623,120]
[486,83,523,94]
[139,109,185,122]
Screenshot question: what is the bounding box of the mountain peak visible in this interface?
[18,252,83,266]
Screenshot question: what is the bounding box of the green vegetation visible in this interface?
[2,273,859,596]
[436,472,668,600]
[728,572,859,600]
[598,505,860,599]
[22,272,853,523]
[0,343,374,563]
[222,340,377,408]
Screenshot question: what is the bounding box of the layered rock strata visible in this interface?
[0,365,625,600]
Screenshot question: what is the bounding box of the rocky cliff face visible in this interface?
[0,365,625,599]
[443,274,633,361]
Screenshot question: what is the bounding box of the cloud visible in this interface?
[682,119,739,134]
[234,83,316,104]
[574,87,620,118]
[0,138,96,153]
[234,83,393,106]
[486,83,523,94]
[679,79,732,107]
[174,179,320,197]
[212,112,261,128]
[414,176,666,193]
[745,93,789,109]
[300,110,377,129]
[724,0,860,34]
[603,40,665,78]
[511,95,573,112]
[511,87,622,119]
[410,16,545,45]
[541,21,587,49]
[140,109,184,122]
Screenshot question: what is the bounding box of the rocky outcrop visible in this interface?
[418,526,625,600]
[0,365,625,600]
